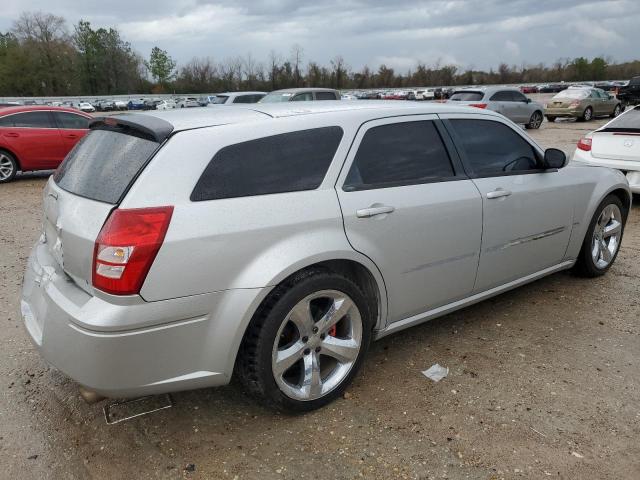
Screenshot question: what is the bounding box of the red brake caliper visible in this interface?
[328,325,337,337]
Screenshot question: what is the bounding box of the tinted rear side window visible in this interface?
[54,112,89,129]
[489,91,511,101]
[315,92,338,100]
[344,121,454,190]
[54,129,159,204]
[191,126,343,201]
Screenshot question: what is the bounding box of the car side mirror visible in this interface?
[543,148,567,169]
[525,98,531,103]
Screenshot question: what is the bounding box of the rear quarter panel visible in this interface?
[119,117,388,326]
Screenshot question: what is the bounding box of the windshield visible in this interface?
[553,90,589,100]
[259,92,294,103]
[210,96,229,104]
[54,128,159,204]
[449,91,484,101]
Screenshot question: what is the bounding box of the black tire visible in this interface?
[525,111,543,129]
[236,268,373,412]
[546,115,556,123]
[578,106,593,122]
[574,194,626,277]
[610,104,622,118]
[0,150,18,183]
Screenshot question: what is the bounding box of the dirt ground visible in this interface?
[1,115,639,480]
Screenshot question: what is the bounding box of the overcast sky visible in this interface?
[1,0,639,72]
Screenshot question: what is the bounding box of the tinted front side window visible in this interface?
[191,127,343,201]
[54,112,89,129]
[344,121,454,190]
[449,119,539,176]
[54,129,159,204]
[0,111,54,128]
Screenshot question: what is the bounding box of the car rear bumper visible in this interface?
[21,240,267,398]
[572,149,640,193]
[545,108,582,117]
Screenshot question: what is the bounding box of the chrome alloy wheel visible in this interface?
[529,111,543,129]
[272,290,362,401]
[0,153,14,181]
[591,204,622,269]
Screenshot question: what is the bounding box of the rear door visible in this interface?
[488,90,512,119]
[509,91,533,123]
[336,116,482,324]
[0,110,65,169]
[442,114,573,292]
[52,111,90,155]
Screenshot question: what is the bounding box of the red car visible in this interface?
[520,85,539,94]
[0,105,91,183]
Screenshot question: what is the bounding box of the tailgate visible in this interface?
[44,115,169,293]
[42,179,113,293]
[591,133,640,162]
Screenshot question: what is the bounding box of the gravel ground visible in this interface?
[1,114,639,480]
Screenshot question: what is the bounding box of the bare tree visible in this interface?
[268,50,282,90]
[290,43,303,87]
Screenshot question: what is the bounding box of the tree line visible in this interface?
[1,11,639,97]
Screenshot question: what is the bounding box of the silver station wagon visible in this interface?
[21,102,631,411]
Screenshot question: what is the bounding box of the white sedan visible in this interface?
[156,99,176,110]
[573,105,640,193]
[78,102,95,113]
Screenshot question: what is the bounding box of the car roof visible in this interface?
[108,100,502,136]
[0,105,91,117]
[267,88,339,94]
[454,86,521,94]
[218,91,266,96]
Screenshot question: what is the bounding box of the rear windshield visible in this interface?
[54,128,159,204]
[600,106,640,132]
[449,91,484,101]
[553,90,589,100]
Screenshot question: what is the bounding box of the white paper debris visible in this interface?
[421,364,449,382]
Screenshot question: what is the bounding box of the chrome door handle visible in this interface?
[486,188,512,199]
[356,205,395,218]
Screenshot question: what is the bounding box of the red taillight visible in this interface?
[577,137,592,151]
[92,206,173,295]
[469,103,488,109]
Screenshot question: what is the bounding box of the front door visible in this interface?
[443,115,574,292]
[336,116,483,324]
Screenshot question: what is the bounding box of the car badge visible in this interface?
[623,139,634,148]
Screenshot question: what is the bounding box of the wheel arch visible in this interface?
[0,145,21,170]
[230,256,388,382]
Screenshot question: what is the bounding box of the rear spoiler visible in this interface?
[89,114,174,143]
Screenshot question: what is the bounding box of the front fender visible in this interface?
[564,165,631,260]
